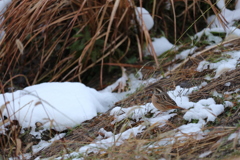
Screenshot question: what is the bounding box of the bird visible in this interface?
[151,85,184,111]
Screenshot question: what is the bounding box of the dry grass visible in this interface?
[0,0,223,90]
[29,112,239,159]
[0,0,153,88]
[0,0,237,159]
[24,37,240,159]
[92,126,237,160]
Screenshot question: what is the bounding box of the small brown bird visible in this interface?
[152,86,184,111]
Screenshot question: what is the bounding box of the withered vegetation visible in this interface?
[1,0,239,159]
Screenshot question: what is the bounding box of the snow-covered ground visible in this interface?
[1,0,240,159]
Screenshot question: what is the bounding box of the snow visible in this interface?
[0,0,12,39]
[102,67,128,92]
[208,0,240,28]
[0,0,11,14]
[227,130,240,151]
[228,131,240,141]
[9,133,66,160]
[110,103,176,127]
[33,133,66,154]
[184,98,225,122]
[237,0,240,10]
[144,37,175,56]
[199,151,212,158]
[98,128,114,138]
[176,119,206,140]
[224,101,233,108]
[196,50,240,78]
[0,82,124,132]
[146,119,206,149]
[211,90,222,97]
[78,125,145,155]
[175,47,197,60]
[194,28,224,44]
[0,72,161,135]
[135,7,154,31]
[170,86,196,109]
[194,27,240,45]
[2,75,233,159]
[1,1,240,159]
[0,71,159,134]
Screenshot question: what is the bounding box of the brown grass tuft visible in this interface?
[0,0,152,87]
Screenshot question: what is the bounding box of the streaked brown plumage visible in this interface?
[152,86,184,111]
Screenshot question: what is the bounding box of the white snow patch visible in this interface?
[0,0,12,39]
[197,51,240,78]
[0,72,162,134]
[144,37,175,57]
[224,101,234,108]
[175,47,197,60]
[176,119,206,140]
[0,0,11,14]
[224,82,231,86]
[199,81,208,88]
[78,125,145,155]
[169,86,196,109]
[208,0,240,28]
[228,130,240,141]
[214,59,236,78]
[183,98,225,122]
[13,133,66,160]
[0,82,123,132]
[99,128,114,138]
[199,151,212,158]
[194,28,224,45]
[212,90,222,98]
[33,133,65,153]
[110,103,176,126]
[135,7,154,31]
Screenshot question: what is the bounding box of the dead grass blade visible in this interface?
[15,138,22,156]
[205,0,228,30]
[170,0,177,43]
[0,0,145,86]
[104,0,120,50]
